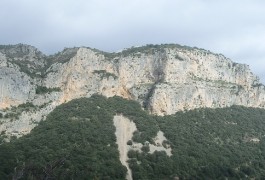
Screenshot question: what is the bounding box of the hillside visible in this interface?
[1,95,265,179]
[0,44,265,139]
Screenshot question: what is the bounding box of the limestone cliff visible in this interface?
[0,44,264,138]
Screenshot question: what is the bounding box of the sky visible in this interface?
[0,0,264,83]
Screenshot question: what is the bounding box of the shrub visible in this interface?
[93,70,118,80]
[36,86,61,94]
[127,140,133,145]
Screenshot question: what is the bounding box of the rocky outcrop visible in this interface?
[0,44,265,137]
[0,52,35,109]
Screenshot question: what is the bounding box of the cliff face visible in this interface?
[0,44,264,137]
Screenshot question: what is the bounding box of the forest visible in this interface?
[1,95,265,179]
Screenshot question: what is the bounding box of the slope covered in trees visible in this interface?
[1,95,265,179]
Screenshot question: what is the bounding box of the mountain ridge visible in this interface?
[0,43,264,138]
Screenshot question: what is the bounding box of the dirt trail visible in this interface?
[113,115,136,180]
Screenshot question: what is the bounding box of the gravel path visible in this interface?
[113,115,136,180]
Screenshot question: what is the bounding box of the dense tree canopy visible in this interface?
[1,95,265,179]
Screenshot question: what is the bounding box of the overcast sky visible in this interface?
[1,0,264,83]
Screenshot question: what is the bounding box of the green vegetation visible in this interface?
[118,44,215,56]
[212,79,239,88]
[175,54,184,61]
[119,45,166,57]
[232,62,239,67]
[0,45,16,49]
[0,44,46,78]
[252,83,265,88]
[0,95,127,179]
[100,44,213,60]
[133,106,265,179]
[48,47,79,64]
[0,44,40,59]
[190,75,244,91]
[4,112,19,119]
[10,60,38,78]
[1,45,79,78]
[1,102,38,121]
[93,70,118,80]
[143,83,157,109]
[1,95,265,179]
[17,102,35,109]
[35,86,61,94]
